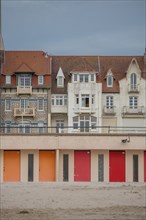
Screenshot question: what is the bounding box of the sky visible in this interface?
[1,0,146,55]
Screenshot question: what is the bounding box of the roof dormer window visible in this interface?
[56,67,65,88]
[6,75,11,85]
[106,70,113,87]
[130,73,137,88]
[38,76,44,85]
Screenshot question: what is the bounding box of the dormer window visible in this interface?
[79,74,89,82]
[56,67,65,88]
[74,74,78,82]
[130,73,137,90]
[107,75,113,87]
[6,76,11,85]
[38,76,44,85]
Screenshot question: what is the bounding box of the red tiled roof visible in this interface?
[52,55,145,93]
[2,51,51,75]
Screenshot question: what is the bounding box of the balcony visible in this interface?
[14,108,35,117]
[123,106,145,117]
[73,106,97,114]
[103,106,116,115]
[17,86,32,95]
[128,84,139,93]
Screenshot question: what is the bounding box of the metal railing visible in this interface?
[0,125,146,135]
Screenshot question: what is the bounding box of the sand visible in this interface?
[0,182,146,220]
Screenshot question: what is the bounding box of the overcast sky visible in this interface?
[1,0,146,55]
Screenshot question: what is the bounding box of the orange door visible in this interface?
[39,150,56,181]
[4,151,20,182]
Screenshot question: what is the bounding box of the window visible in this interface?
[38,76,44,85]
[19,124,31,133]
[91,95,95,105]
[51,95,67,106]
[5,99,11,111]
[57,76,64,87]
[81,94,89,107]
[5,122,11,133]
[56,67,65,87]
[91,74,95,82]
[107,75,113,87]
[56,120,64,133]
[79,74,89,82]
[73,115,97,132]
[129,96,138,109]
[91,116,96,129]
[18,74,31,87]
[37,98,44,110]
[130,73,137,90]
[80,115,90,132]
[6,76,11,84]
[106,96,113,109]
[74,74,77,82]
[20,99,29,109]
[75,95,79,104]
[73,116,78,129]
[38,121,44,133]
[56,96,63,105]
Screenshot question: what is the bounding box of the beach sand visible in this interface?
[0,182,146,220]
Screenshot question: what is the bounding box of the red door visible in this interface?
[144,152,146,182]
[109,151,125,182]
[74,150,91,182]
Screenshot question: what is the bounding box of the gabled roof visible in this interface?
[2,51,51,75]
[15,63,34,73]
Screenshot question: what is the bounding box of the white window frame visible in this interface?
[5,99,11,111]
[56,120,64,133]
[129,96,138,109]
[81,94,90,107]
[51,95,67,106]
[74,74,78,82]
[106,96,114,109]
[37,98,44,111]
[18,124,31,134]
[73,115,97,132]
[20,99,29,109]
[6,76,11,85]
[107,75,113,87]
[38,76,44,85]
[57,76,64,87]
[79,74,89,83]
[18,74,31,87]
[130,73,137,90]
[91,74,95,82]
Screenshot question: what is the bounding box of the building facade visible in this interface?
[0,51,146,183]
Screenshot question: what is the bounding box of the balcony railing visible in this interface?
[123,106,145,115]
[128,84,139,93]
[14,108,35,117]
[17,86,32,95]
[103,106,116,115]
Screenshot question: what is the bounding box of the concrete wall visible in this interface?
[1,134,145,150]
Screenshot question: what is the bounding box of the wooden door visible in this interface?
[4,151,20,182]
[109,151,125,182]
[39,150,56,181]
[74,150,91,182]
